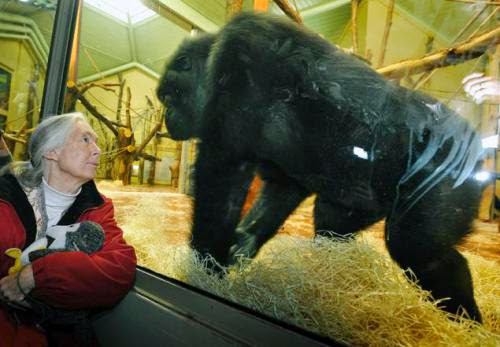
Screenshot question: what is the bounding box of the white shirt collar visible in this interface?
[42,177,81,208]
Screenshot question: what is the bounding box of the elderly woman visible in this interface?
[0,112,136,345]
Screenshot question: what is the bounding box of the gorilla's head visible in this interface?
[157,33,216,140]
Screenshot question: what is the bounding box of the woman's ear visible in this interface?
[43,149,60,161]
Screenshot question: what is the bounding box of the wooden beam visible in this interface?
[377,26,500,79]
[273,0,303,24]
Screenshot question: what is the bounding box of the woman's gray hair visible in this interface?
[9,112,88,187]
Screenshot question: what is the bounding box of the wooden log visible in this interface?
[377,26,500,79]
[351,0,360,55]
[273,0,303,24]
[377,0,395,67]
[138,157,145,184]
[125,87,132,128]
[116,74,125,122]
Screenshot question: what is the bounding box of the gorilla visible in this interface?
[157,12,485,321]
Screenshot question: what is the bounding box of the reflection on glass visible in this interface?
[0,0,57,157]
[65,0,500,345]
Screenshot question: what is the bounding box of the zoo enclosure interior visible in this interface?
[0,0,499,345]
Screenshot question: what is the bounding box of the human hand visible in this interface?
[0,264,35,302]
[462,72,500,104]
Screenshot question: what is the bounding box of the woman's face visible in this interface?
[49,121,101,189]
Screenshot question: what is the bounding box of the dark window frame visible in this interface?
[39,0,80,119]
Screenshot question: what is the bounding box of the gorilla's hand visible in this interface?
[228,228,261,265]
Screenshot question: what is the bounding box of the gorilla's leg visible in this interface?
[385,180,482,322]
[314,195,384,238]
[191,144,256,269]
[228,177,309,264]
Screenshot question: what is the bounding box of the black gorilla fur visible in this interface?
[157,12,485,321]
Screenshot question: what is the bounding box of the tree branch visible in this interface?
[67,85,119,137]
[2,132,26,144]
[351,0,360,55]
[137,152,162,162]
[135,113,165,155]
[273,0,303,24]
[377,26,500,78]
[116,74,125,122]
[377,0,395,67]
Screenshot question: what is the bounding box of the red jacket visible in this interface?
[0,173,137,345]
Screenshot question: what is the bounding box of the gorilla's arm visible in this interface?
[191,142,256,269]
[228,168,308,264]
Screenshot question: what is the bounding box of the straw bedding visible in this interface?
[111,191,499,346]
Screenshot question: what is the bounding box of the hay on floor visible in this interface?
[120,196,499,346]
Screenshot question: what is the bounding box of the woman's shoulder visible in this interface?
[0,172,20,189]
[0,173,25,205]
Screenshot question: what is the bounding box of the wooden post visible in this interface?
[116,74,125,123]
[377,0,394,68]
[178,140,192,193]
[147,134,159,185]
[138,157,145,184]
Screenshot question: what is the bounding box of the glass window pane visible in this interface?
[72,0,499,345]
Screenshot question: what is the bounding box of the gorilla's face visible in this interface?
[157,34,215,140]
